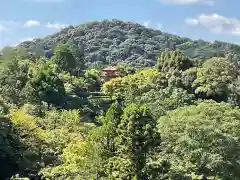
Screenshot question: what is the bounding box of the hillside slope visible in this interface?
[19,19,240,67]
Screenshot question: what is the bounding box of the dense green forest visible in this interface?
[15,19,240,68]
[1,20,240,180]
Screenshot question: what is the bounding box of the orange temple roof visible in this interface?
[103,66,117,71]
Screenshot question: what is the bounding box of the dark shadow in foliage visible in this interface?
[0,116,41,179]
[0,116,19,179]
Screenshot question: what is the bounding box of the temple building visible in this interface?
[102,66,119,81]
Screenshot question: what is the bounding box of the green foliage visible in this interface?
[22,64,66,107]
[40,140,104,179]
[193,57,238,99]
[89,101,123,153]
[3,19,240,180]
[66,39,85,71]
[18,20,240,68]
[156,49,192,74]
[0,116,24,179]
[105,156,136,180]
[157,100,240,179]
[109,104,160,179]
[181,67,197,92]
[102,68,167,100]
[134,87,195,119]
[0,46,16,66]
[84,68,102,92]
[6,108,49,179]
[117,62,136,76]
[22,60,65,107]
[52,44,76,73]
[0,59,28,105]
[6,105,96,179]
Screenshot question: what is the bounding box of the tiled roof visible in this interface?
[103,66,117,71]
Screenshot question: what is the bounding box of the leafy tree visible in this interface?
[102,68,167,100]
[105,156,136,180]
[181,67,197,92]
[193,57,238,101]
[40,140,104,179]
[90,101,123,154]
[0,59,28,105]
[102,77,123,99]
[0,46,16,65]
[117,62,136,76]
[227,81,240,106]
[134,87,195,120]
[8,104,96,179]
[166,69,183,88]
[66,40,85,73]
[107,104,161,179]
[52,44,76,73]
[8,108,50,179]
[157,100,240,180]
[59,72,89,109]
[22,65,66,108]
[84,68,102,92]
[156,49,192,74]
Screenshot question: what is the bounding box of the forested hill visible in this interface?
[18,19,240,67]
[3,19,240,180]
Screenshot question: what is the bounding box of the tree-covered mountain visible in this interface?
[2,19,240,180]
[17,19,240,68]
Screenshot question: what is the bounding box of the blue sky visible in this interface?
[1,0,240,47]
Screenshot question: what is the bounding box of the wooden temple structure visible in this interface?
[102,66,119,81]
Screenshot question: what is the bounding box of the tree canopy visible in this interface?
[18,20,240,68]
[1,19,240,180]
[157,100,240,180]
